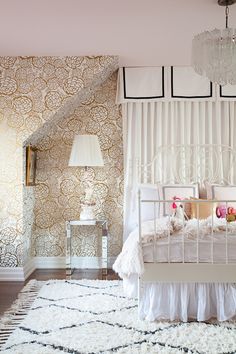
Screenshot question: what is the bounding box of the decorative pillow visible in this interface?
[205,181,236,208]
[190,197,216,219]
[199,185,207,199]
[138,184,159,222]
[158,183,199,216]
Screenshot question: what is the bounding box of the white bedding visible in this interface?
[113,216,236,321]
[113,216,236,279]
[126,279,236,322]
[143,233,236,263]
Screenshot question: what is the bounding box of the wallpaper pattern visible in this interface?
[33,73,123,258]
[0,56,119,267]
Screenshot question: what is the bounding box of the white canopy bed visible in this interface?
[114,144,236,322]
[114,67,236,322]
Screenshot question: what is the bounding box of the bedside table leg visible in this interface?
[66,221,72,277]
[102,222,108,277]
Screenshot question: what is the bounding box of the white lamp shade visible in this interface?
[68,135,104,167]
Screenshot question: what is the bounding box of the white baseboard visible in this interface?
[34,257,65,269]
[34,256,116,269]
[0,256,116,281]
[0,267,25,281]
[23,258,36,279]
[0,258,36,281]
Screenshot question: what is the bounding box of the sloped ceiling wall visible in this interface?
[0,56,119,267]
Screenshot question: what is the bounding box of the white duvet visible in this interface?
[113,216,236,279]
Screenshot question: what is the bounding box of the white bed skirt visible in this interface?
[123,276,236,322]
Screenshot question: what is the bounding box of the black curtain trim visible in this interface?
[123,67,165,99]
[171,66,213,99]
[219,86,236,98]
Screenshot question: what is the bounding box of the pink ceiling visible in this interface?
[1,0,236,66]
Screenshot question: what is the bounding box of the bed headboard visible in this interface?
[134,144,236,186]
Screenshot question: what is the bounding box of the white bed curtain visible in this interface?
[123,100,236,240]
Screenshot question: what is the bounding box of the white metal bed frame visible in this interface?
[136,144,236,316]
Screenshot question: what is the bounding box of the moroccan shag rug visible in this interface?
[0,280,236,354]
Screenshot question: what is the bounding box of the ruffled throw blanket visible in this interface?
[113,216,236,279]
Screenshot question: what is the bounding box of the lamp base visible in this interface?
[80,205,95,221]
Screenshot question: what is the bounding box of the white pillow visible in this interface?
[205,182,236,208]
[138,184,159,222]
[158,183,199,216]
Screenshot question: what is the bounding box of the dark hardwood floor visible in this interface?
[0,269,119,316]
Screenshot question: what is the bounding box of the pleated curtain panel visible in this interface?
[117,67,236,240]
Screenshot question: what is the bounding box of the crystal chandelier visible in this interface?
[192,0,236,86]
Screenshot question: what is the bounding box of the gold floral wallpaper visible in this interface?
[0,56,119,268]
[32,73,123,258]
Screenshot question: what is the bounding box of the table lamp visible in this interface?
[68,134,104,220]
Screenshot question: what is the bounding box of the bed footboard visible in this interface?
[138,196,236,318]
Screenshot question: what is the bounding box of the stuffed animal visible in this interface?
[227,207,236,215]
[216,205,236,222]
[226,206,236,222]
[172,196,188,221]
[172,196,182,210]
[226,214,236,222]
[216,205,227,218]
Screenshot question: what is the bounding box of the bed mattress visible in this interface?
[142,232,236,263]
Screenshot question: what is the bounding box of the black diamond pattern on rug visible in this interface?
[0,279,236,354]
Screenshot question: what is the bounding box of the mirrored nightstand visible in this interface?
[66,219,108,277]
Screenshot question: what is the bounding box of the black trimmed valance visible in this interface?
[116,66,236,103]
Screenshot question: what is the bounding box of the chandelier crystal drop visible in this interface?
[192,1,236,86]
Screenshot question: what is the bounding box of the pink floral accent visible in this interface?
[172,196,182,209]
